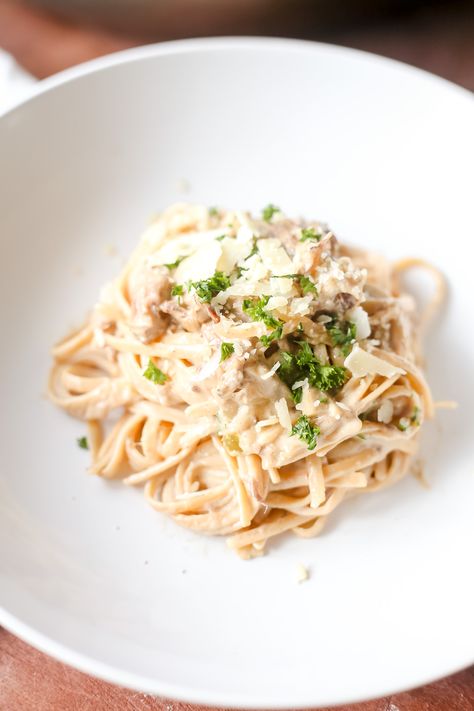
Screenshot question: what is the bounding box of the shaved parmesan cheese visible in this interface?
[214,321,266,339]
[316,256,366,305]
[255,416,279,430]
[347,306,371,340]
[150,228,224,266]
[191,348,221,382]
[257,238,294,276]
[229,277,295,299]
[261,361,280,380]
[377,400,394,424]
[245,256,270,282]
[344,345,405,378]
[275,398,292,430]
[236,224,254,244]
[175,240,222,282]
[266,296,288,311]
[289,295,313,316]
[217,237,251,274]
[296,382,318,416]
[220,281,253,297]
[269,276,294,296]
[211,291,231,308]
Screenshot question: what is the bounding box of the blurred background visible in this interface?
[0,0,473,88]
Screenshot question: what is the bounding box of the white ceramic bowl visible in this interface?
[0,38,473,708]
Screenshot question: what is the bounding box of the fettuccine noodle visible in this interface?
[49,203,442,558]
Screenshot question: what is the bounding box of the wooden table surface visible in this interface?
[0,630,473,710]
[0,1,473,709]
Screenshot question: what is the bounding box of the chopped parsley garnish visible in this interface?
[171,284,184,297]
[235,265,249,278]
[300,227,321,242]
[215,234,226,241]
[261,204,280,222]
[208,206,219,216]
[260,324,283,346]
[243,236,259,261]
[397,419,409,432]
[276,273,318,296]
[220,342,235,362]
[164,255,187,270]
[243,296,284,345]
[143,359,168,385]
[243,295,273,322]
[298,275,318,295]
[326,318,356,356]
[290,415,320,451]
[294,340,316,366]
[278,351,303,403]
[312,364,347,391]
[77,436,88,450]
[191,271,231,302]
[277,340,347,401]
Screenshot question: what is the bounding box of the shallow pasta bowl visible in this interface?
[0,37,473,708]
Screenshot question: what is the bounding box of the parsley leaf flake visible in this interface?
[191,271,231,302]
[171,284,184,297]
[277,340,347,398]
[326,318,356,356]
[300,227,322,242]
[243,296,284,345]
[143,359,168,385]
[164,255,187,270]
[290,415,320,450]
[262,204,280,222]
[277,273,318,296]
[220,342,235,362]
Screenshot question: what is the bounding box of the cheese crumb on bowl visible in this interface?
[296,563,310,583]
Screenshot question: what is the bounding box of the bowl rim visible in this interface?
[0,35,472,707]
[0,35,472,123]
[1,602,473,708]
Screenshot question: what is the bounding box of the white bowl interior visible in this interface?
[0,39,473,707]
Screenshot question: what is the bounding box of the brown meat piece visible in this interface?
[128,264,171,343]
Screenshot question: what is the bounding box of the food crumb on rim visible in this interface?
[296,563,310,583]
